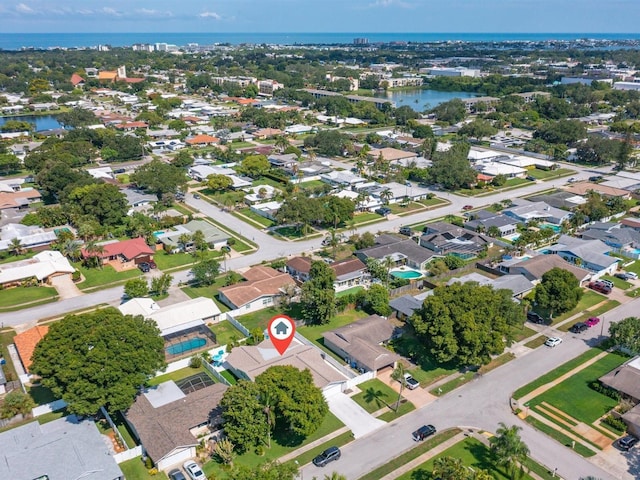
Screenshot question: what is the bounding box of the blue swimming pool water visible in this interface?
[391,269,423,279]
[166,337,207,355]
[540,223,562,233]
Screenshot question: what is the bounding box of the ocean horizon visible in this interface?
[1,32,640,50]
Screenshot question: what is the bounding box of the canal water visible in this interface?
[0,114,65,132]
[373,88,479,112]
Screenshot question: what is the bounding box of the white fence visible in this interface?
[342,371,376,391]
[114,446,143,464]
[32,399,66,417]
[224,313,251,337]
[202,360,231,387]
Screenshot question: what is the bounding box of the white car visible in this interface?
[183,461,205,480]
[403,373,420,390]
[545,337,563,348]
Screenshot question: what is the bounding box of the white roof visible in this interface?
[468,147,501,161]
[87,167,113,179]
[118,297,160,316]
[477,161,527,176]
[500,156,555,168]
[0,250,75,284]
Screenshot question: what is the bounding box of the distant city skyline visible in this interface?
[1,0,639,34]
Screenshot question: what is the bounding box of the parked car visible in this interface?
[168,469,187,480]
[412,424,437,441]
[399,226,413,236]
[615,272,629,280]
[312,446,341,467]
[585,317,600,327]
[462,205,474,211]
[567,177,577,183]
[617,435,639,451]
[375,207,391,216]
[569,322,588,334]
[545,337,563,347]
[138,262,151,273]
[526,175,536,181]
[403,373,420,390]
[589,175,603,182]
[588,281,611,294]
[527,311,545,324]
[626,272,638,280]
[183,461,205,480]
[148,260,157,269]
[599,279,614,289]
[193,193,201,199]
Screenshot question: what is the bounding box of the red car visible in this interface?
[586,317,600,327]
[462,205,474,211]
[588,282,611,294]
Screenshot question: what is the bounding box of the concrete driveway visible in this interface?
[325,390,385,439]
[377,368,436,409]
[49,274,83,300]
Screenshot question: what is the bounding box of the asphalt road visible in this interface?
[303,298,638,480]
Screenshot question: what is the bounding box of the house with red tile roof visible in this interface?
[0,189,42,211]
[14,325,49,372]
[81,237,154,271]
[115,121,148,131]
[70,73,85,87]
[286,256,368,292]
[186,134,220,146]
[218,266,295,313]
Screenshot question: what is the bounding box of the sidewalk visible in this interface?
[278,426,350,463]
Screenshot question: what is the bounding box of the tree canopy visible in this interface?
[131,159,188,197]
[300,260,336,324]
[30,308,166,415]
[534,267,583,317]
[411,282,525,365]
[609,317,640,355]
[67,182,128,226]
[533,119,586,145]
[428,142,476,190]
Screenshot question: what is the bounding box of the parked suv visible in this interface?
[138,262,151,273]
[313,446,341,467]
[375,207,391,216]
[599,279,614,289]
[617,435,638,451]
[569,322,588,334]
[588,281,611,294]
[412,424,437,441]
[399,226,413,236]
[527,311,545,324]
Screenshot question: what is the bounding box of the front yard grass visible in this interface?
[418,197,448,208]
[119,457,168,480]
[601,274,632,290]
[209,320,245,346]
[297,308,370,347]
[525,416,595,457]
[429,371,476,396]
[389,201,425,215]
[74,264,141,290]
[527,351,629,424]
[377,399,416,422]
[153,250,221,271]
[148,365,213,387]
[396,437,536,480]
[181,277,231,313]
[271,225,308,239]
[0,329,18,379]
[527,167,575,180]
[237,207,276,228]
[390,333,459,386]
[203,412,345,478]
[525,336,548,349]
[0,285,57,309]
[351,378,402,413]
[353,212,384,224]
[540,290,604,325]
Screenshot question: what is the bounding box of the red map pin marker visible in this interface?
[268,314,295,355]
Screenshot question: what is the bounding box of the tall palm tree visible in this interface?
[84,241,105,269]
[61,239,82,262]
[8,238,24,257]
[260,392,276,448]
[274,135,289,153]
[390,363,406,412]
[178,233,192,253]
[490,422,530,480]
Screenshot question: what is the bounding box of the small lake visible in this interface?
[0,114,65,132]
[373,88,480,112]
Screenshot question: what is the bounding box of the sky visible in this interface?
[0,0,639,34]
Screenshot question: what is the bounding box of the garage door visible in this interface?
[157,447,195,471]
[322,382,344,398]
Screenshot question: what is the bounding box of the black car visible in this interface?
[589,175,603,182]
[412,424,437,441]
[527,311,545,324]
[617,435,638,451]
[168,469,187,480]
[399,226,412,236]
[138,262,151,273]
[375,207,391,216]
[569,322,588,334]
[312,446,341,467]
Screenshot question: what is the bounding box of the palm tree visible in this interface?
[61,239,82,262]
[178,233,192,253]
[84,241,105,269]
[490,422,530,480]
[260,392,276,448]
[390,363,406,412]
[8,238,24,257]
[380,189,393,206]
[323,473,347,480]
[274,135,289,152]
[432,456,467,480]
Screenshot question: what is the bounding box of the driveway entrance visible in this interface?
[325,390,385,438]
[50,274,83,300]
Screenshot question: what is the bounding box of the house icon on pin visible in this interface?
[274,321,289,335]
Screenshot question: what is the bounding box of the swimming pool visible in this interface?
[166,337,207,355]
[540,223,562,233]
[391,268,423,279]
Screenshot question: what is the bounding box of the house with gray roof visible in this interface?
[321,170,367,188]
[125,382,228,470]
[447,272,534,299]
[157,219,230,251]
[389,294,423,320]
[527,190,587,210]
[419,222,493,259]
[581,223,640,259]
[503,199,572,225]
[323,315,401,373]
[355,234,437,271]
[464,210,518,237]
[0,223,57,253]
[599,356,640,404]
[122,188,158,214]
[0,416,123,480]
[500,253,591,284]
[548,234,619,276]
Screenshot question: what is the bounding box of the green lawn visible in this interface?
[389,201,425,215]
[298,180,326,190]
[238,207,276,228]
[0,286,57,309]
[378,399,416,422]
[601,274,632,290]
[0,251,39,264]
[418,197,448,208]
[153,250,221,271]
[203,412,345,478]
[511,324,537,343]
[513,347,606,399]
[524,336,548,349]
[525,416,596,457]
[396,437,535,480]
[297,308,370,350]
[353,212,384,224]
[336,286,365,297]
[119,457,169,480]
[271,225,307,239]
[430,371,476,396]
[541,290,604,325]
[235,305,302,333]
[358,429,461,480]
[624,260,640,277]
[0,329,18,380]
[527,351,629,424]
[74,263,141,290]
[527,168,575,180]
[220,369,238,385]
[147,365,213,387]
[181,278,230,313]
[210,320,245,346]
[351,378,402,413]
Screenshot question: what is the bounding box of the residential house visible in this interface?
[122,188,158,214]
[0,223,57,253]
[548,235,619,277]
[0,416,124,480]
[81,237,154,270]
[464,210,518,237]
[564,182,631,199]
[0,188,42,211]
[218,266,295,313]
[581,223,640,259]
[419,222,493,259]
[70,73,85,87]
[13,325,49,373]
[268,153,299,170]
[527,191,587,211]
[599,356,640,404]
[389,294,423,321]
[249,200,282,222]
[323,315,401,373]
[499,254,591,284]
[320,170,367,188]
[356,182,432,205]
[253,127,283,139]
[187,164,252,189]
[356,234,437,271]
[286,257,368,292]
[503,199,572,225]
[474,161,527,179]
[185,134,220,147]
[368,147,417,163]
[622,404,640,439]
[114,121,148,132]
[156,220,230,252]
[125,382,228,470]
[0,250,75,288]
[446,272,535,300]
[244,184,279,205]
[225,338,346,388]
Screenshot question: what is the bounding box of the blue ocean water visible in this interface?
[1,32,639,50]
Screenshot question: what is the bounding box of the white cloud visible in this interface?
[137,8,174,17]
[76,9,94,15]
[101,7,122,17]
[198,11,222,19]
[367,0,412,7]
[15,3,35,14]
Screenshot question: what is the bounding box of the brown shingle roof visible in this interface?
[0,190,42,210]
[599,359,640,401]
[286,257,312,274]
[513,254,589,282]
[331,258,366,278]
[218,266,294,308]
[125,383,227,463]
[14,325,49,372]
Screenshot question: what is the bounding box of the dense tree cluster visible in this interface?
[300,260,336,324]
[534,268,583,317]
[427,142,477,190]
